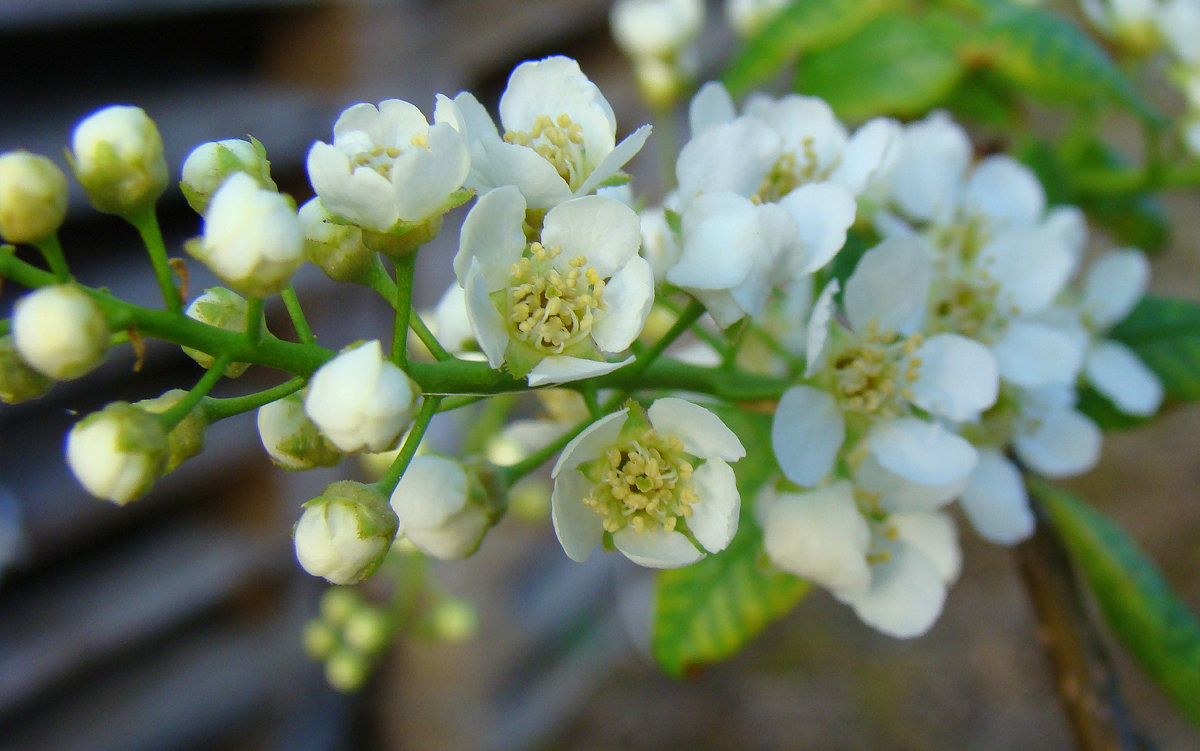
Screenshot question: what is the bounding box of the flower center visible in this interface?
[504,114,587,189]
[507,242,606,354]
[927,274,1003,342]
[829,322,923,418]
[582,429,697,534]
[752,139,828,204]
[349,135,429,179]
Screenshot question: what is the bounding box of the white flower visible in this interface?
[294,481,398,584]
[390,455,498,560]
[724,0,788,37]
[180,138,273,215]
[453,186,653,385]
[304,340,420,453]
[0,150,68,243]
[959,449,1035,544]
[12,285,109,380]
[771,237,996,488]
[1159,0,1200,62]
[257,392,343,470]
[611,0,705,59]
[437,56,651,208]
[1011,386,1103,478]
[66,401,169,505]
[758,481,871,594]
[431,283,483,358]
[188,172,304,297]
[551,398,745,568]
[182,287,251,377]
[69,105,168,215]
[307,98,469,233]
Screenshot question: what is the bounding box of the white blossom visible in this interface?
[390,455,497,560]
[69,105,168,215]
[0,150,68,243]
[12,285,109,380]
[551,398,744,568]
[304,340,420,453]
[294,481,397,584]
[66,401,168,505]
[611,0,705,59]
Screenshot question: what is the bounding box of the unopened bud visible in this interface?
[427,597,478,642]
[343,606,392,654]
[305,341,419,453]
[12,285,109,380]
[66,401,169,504]
[294,481,398,584]
[69,105,168,216]
[182,287,251,377]
[324,648,370,693]
[0,335,53,403]
[0,151,68,243]
[135,388,209,472]
[302,619,339,660]
[390,455,504,560]
[180,138,274,215]
[299,198,376,283]
[257,392,343,470]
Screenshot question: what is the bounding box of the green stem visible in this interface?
[437,395,486,412]
[281,286,315,344]
[501,392,626,485]
[580,383,601,417]
[159,354,233,428]
[362,257,398,302]
[0,318,11,337]
[722,319,750,370]
[200,376,306,422]
[376,395,442,495]
[410,311,452,361]
[127,205,182,314]
[245,297,264,345]
[34,235,70,282]
[658,295,728,357]
[627,298,705,378]
[392,253,417,367]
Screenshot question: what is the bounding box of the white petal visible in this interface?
[868,418,978,487]
[614,528,704,568]
[688,81,737,133]
[306,143,399,232]
[1086,340,1163,416]
[577,124,652,196]
[777,182,857,276]
[844,541,946,638]
[542,195,640,278]
[771,385,844,486]
[855,454,966,511]
[1014,407,1101,478]
[391,122,470,221]
[963,155,1045,228]
[909,333,999,420]
[527,355,634,387]
[687,288,748,329]
[992,320,1087,388]
[804,279,838,377]
[454,186,528,288]
[890,511,961,584]
[676,117,781,202]
[760,482,871,594]
[687,460,740,553]
[668,192,759,289]
[464,260,508,369]
[831,118,900,196]
[551,468,605,561]
[746,94,846,175]
[888,111,970,223]
[960,450,1034,544]
[469,137,574,208]
[844,235,931,334]
[500,57,615,161]
[551,408,629,477]
[1082,249,1150,330]
[648,397,746,460]
[591,255,654,353]
[979,226,1075,315]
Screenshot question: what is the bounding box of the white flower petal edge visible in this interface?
[686,460,740,553]
[1013,406,1101,478]
[613,528,706,568]
[1085,340,1163,417]
[772,385,845,486]
[844,235,932,334]
[839,541,947,639]
[1082,249,1150,329]
[759,482,871,594]
[868,417,978,488]
[527,355,634,387]
[648,397,746,461]
[960,450,1034,544]
[908,333,999,421]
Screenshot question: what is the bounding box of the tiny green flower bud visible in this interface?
[69,105,168,216]
[390,455,505,560]
[180,138,274,215]
[257,392,343,470]
[427,597,478,643]
[181,287,251,377]
[66,401,170,505]
[0,335,53,403]
[343,606,392,654]
[294,481,398,585]
[12,285,109,380]
[319,586,362,625]
[302,619,339,660]
[186,172,304,297]
[299,198,376,284]
[0,150,69,243]
[135,388,209,472]
[324,648,370,693]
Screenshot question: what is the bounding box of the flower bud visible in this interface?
[257,392,343,470]
[0,151,69,243]
[611,0,704,60]
[294,480,398,584]
[319,586,361,624]
[180,138,274,215]
[12,285,109,379]
[0,335,53,403]
[299,198,376,283]
[187,172,304,297]
[324,648,369,692]
[305,340,420,453]
[725,0,787,38]
[343,606,391,654]
[181,287,251,377]
[69,105,168,216]
[426,597,478,642]
[390,455,504,560]
[135,389,209,472]
[66,401,169,505]
[302,619,339,660]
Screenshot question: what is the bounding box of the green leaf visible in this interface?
[1032,478,1200,729]
[975,3,1160,123]
[1111,296,1200,401]
[797,11,967,121]
[652,408,809,676]
[721,0,893,97]
[943,69,1022,130]
[1075,385,1150,431]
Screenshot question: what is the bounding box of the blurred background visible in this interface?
[0,0,1198,749]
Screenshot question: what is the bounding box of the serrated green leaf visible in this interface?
[652,408,810,676]
[721,0,893,97]
[797,11,967,121]
[976,3,1160,123]
[1032,478,1200,729]
[1110,296,1200,401]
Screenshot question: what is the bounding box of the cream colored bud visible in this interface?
[70,105,168,216]
[12,285,109,380]
[299,198,376,284]
[0,151,68,243]
[135,389,209,472]
[180,138,274,215]
[294,481,398,584]
[390,455,504,560]
[257,392,343,470]
[0,335,53,403]
[181,287,251,377]
[66,401,169,505]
